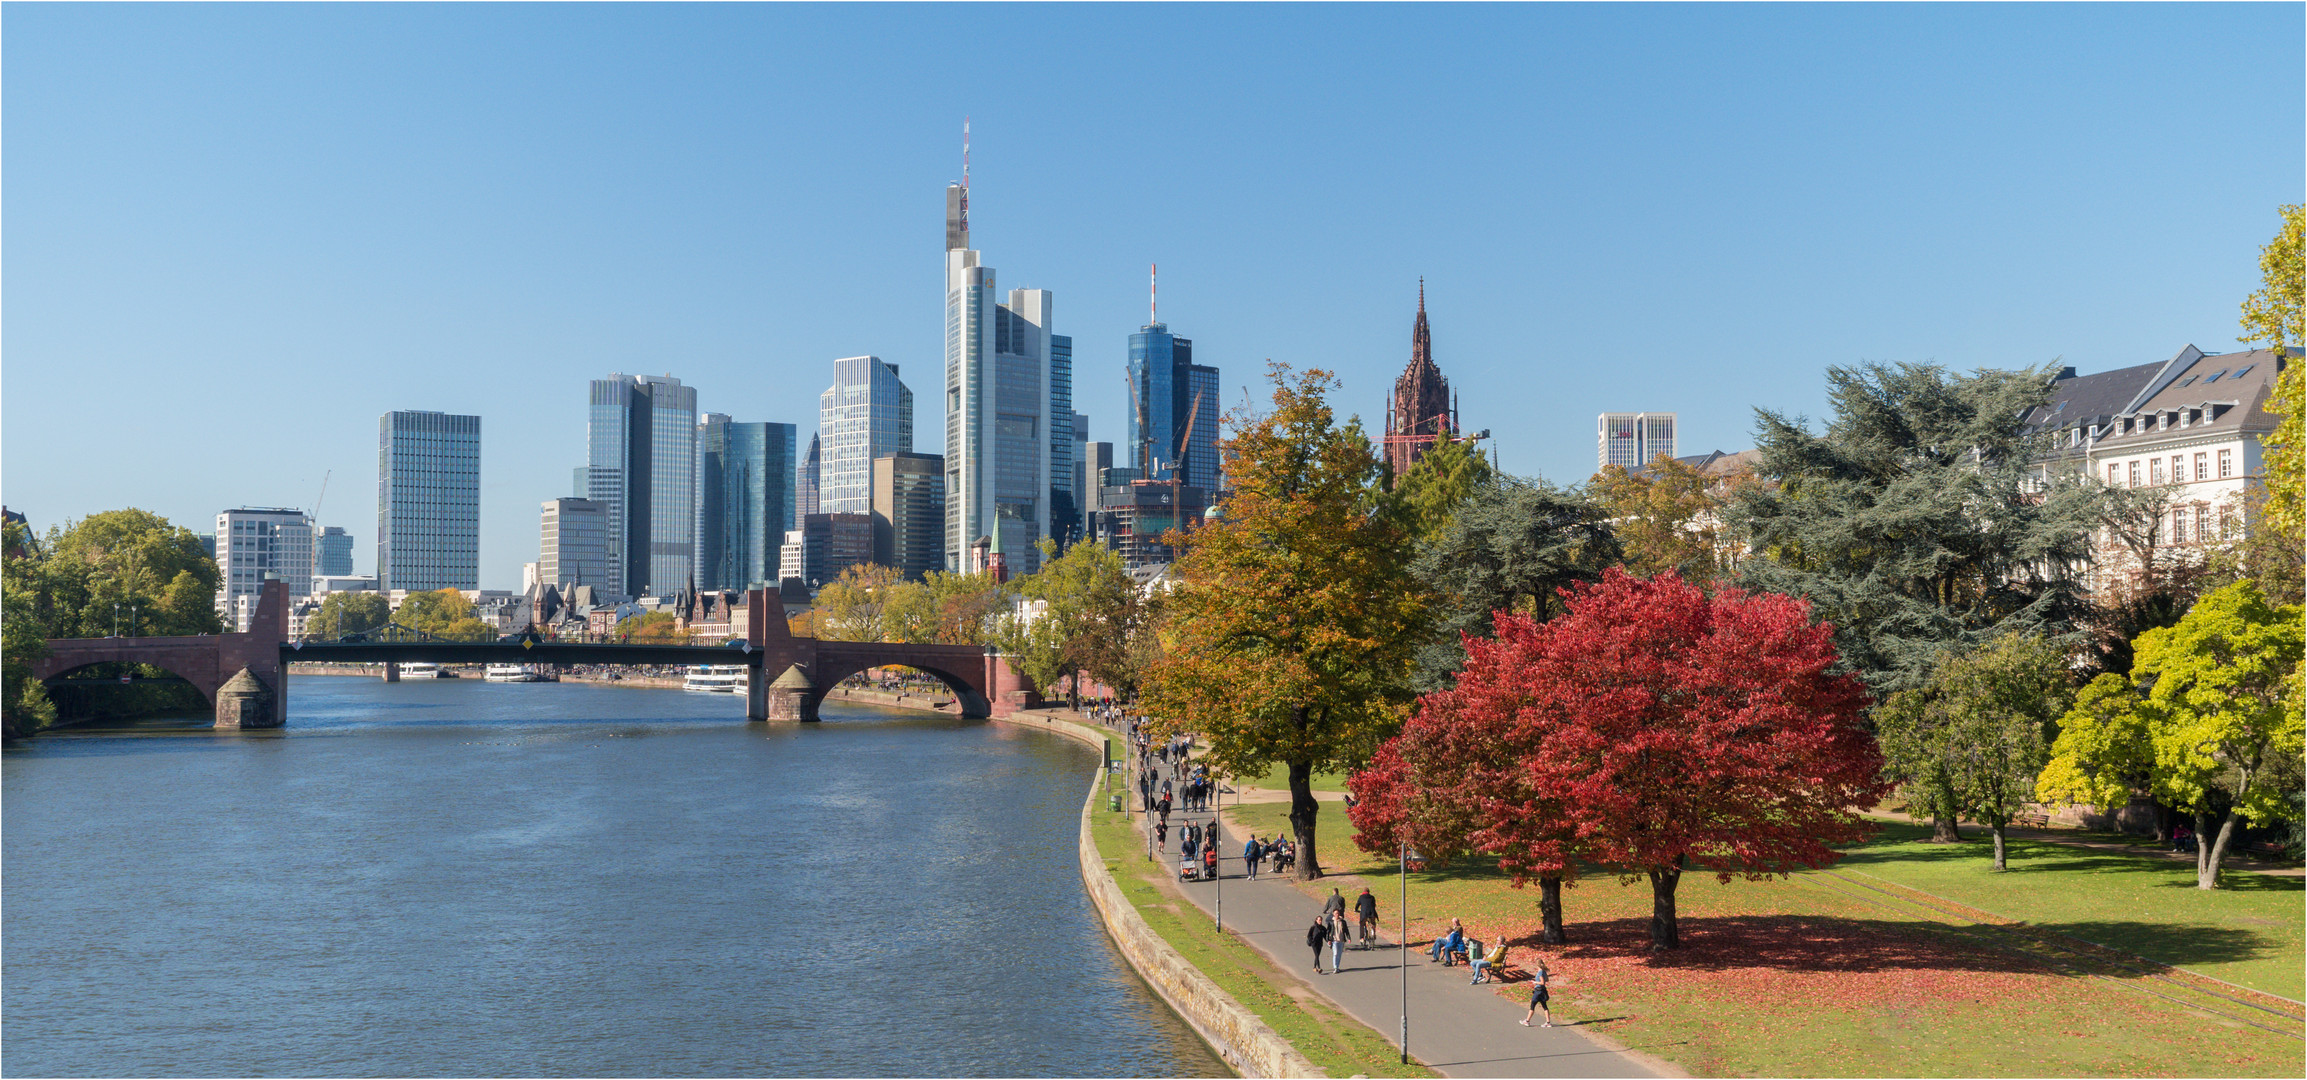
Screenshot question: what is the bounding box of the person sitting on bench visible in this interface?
[1425,920,1465,964]
[1470,940,1509,984]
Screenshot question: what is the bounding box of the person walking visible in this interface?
[1520,959,1557,1027]
[1307,913,1334,974]
[1354,886,1379,948]
[1322,887,1346,923]
[1328,909,1348,973]
[1156,819,1169,854]
[1243,836,1262,879]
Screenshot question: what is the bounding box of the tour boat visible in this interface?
[484,663,544,683]
[400,662,452,679]
[683,665,748,693]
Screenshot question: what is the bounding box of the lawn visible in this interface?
[1242,761,1352,793]
[1221,801,2306,1078]
[1838,821,2305,1000]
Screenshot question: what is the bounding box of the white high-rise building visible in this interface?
[1598,412,1677,471]
[942,166,1065,574]
[215,507,314,631]
[819,356,914,515]
[539,497,612,593]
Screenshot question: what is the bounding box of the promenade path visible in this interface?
[1093,721,1667,1079]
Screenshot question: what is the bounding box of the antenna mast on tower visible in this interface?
[1150,262,1157,324]
[960,117,970,237]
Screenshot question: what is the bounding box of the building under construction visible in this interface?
[1092,479,1211,570]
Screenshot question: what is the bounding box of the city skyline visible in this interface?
[4,5,2298,589]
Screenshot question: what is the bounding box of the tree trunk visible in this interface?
[1287,756,1322,881]
[1538,875,1567,944]
[2199,809,2240,890]
[1929,773,1962,842]
[1646,856,1684,950]
[2150,800,2173,844]
[1990,823,2007,870]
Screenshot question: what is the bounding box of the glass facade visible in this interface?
[1048,335,1076,548]
[697,416,797,590]
[1126,324,1221,489]
[818,356,914,515]
[378,410,480,592]
[315,526,355,576]
[539,498,612,591]
[587,374,695,600]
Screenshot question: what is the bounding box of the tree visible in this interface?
[303,591,390,641]
[2037,673,2162,837]
[1735,362,2105,698]
[20,509,222,639]
[4,519,57,738]
[813,563,905,641]
[881,570,1005,645]
[1588,454,1751,583]
[1874,634,2074,867]
[1409,477,1619,689]
[2239,204,2302,558]
[1143,364,1426,880]
[396,589,495,642]
[999,539,1143,707]
[1392,435,1496,543]
[616,610,687,643]
[2133,581,2302,888]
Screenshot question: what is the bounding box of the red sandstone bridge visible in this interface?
[30,582,1034,728]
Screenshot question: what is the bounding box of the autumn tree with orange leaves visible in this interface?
[1353,569,1887,949]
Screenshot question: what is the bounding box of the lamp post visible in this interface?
[1213,774,1223,933]
[1401,843,1416,1065]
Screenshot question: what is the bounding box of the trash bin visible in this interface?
[1109,794,1123,813]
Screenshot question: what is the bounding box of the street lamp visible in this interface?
[1213,775,1223,933]
[1401,842,1417,1065]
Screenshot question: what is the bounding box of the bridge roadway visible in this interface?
[32,583,1026,728]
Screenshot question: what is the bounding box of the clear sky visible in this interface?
[5,2,2300,590]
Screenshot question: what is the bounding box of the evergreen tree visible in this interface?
[1410,478,1619,689]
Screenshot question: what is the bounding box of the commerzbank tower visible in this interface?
[942,122,1074,576]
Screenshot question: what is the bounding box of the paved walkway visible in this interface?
[1112,751,1665,1078]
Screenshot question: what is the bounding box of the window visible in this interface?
[2221,505,2236,536]
[2128,461,2141,487]
[2194,452,2207,480]
[2172,456,2187,482]
[2204,369,2228,383]
[2232,364,2255,379]
[2172,509,2188,544]
[2219,449,2233,478]
[2178,375,2199,387]
[2196,505,2210,543]
[2151,458,2166,485]
[2107,463,2121,486]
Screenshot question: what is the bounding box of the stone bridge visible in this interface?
[32,582,1038,729]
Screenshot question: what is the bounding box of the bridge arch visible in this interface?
[803,655,991,720]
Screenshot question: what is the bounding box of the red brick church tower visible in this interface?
[1383,279,1456,481]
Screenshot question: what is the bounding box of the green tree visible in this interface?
[1142,364,1426,880]
[998,538,1143,707]
[1589,454,1752,583]
[2037,673,2160,832]
[882,570,1005,645]
[3,519,58,738]
[395,589,496,642]
[1876,633,2074,867]
[812,563,906,641]
[1410,477,1619,689]
[22,509,222,639]
[616,610,686,643]
[302,591,390,641]
[2239,204,2303,559]
[1735,362,2105,698]
[1391,434,1496,543]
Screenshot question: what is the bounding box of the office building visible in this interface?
[215,507,314,631]
[1383,283,1458,480]
[539,497,613,593]
[1084,441,1113,543]
[1127,322,1221,489]
[797,433,822,518]
[872,452,946,581]
[942,169,1064,574]
[818,356,914,516]
[782,512,874,588]
[1049,336,1078,549]
[1065,412,1091,547]
[587,374,698,600]
[314,526,355,576]
[697,415,798,590]
[1597,412,1677,471]
[378,410,480,592]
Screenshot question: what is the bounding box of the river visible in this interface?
[1,675,1228,1077]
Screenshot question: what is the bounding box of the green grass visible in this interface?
[1243,762,1351,793]
[1089,808,1436,1078]
[1218,802,2307,1077]
[1838,821,2305,999]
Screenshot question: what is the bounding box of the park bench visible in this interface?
[2011,811,2051,828]
[2242,840,2291,860]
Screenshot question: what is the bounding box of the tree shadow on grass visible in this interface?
[2028,919,2288,970]
[1532,914,2272,976]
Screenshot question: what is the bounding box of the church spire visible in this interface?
[1411,277,1433,371]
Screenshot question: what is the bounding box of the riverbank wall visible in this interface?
[991,707,1322,1080]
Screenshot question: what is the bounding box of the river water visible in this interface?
[2,675,1227,1077]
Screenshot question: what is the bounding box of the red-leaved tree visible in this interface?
[1358,569,1886,950]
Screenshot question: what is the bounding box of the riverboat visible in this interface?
[400,662,454,679]
[682,665,748,693]
[484,664,545,683]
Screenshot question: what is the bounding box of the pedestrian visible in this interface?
[1355,886,1379,948]
[1520,960,1556,1027]
[1182,827,1198,863]
[1243,835,1262,879]
[1156,819,1168,853]
[1323,887,1346,922]
[1328,909,1347,973]
[1307,914,1333,974]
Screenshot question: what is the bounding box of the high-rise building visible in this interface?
[942,165,1062,574]
[697,414,798,590]
[1084,440,1113,543]
[539,498,612,591]
[1127,322,1222,489]
[784,512,874,588]
[315,526,355,576]
[1066,412,1091,547]
[819,356,914,515]
[797,432,822,518]
[1597,412,1677,471]
[1383,282,1456,481]
[1049,336,1077,549]
[378,410,480,592]
[872,452,947,581]
[215,507,314,631]
[587,374,698,600]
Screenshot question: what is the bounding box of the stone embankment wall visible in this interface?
[991,709,1324,1079]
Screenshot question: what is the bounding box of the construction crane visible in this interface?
[312,469,331,519]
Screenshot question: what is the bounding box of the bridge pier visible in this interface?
[382,662,400,683]
[760,664,818,722]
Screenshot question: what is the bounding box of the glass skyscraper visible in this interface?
[315,526,355,576]
[818,356,913,515]
[943,180,1061,574]
[697,414,797,590]
[1126,323,1221,488]
[377,410,480,592]
[587,374,697,600]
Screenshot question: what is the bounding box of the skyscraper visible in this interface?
[587,374,697,600]
[1597,412,1677,471]
[697,415,797,590]
[1049,335,1076,549]
[539,498,611,591]
[1127,321,1221,488]
[797,432,822,519]
[215,507,314,630]
[315,526,355,576]
[378,410,480,592]
[872,451,946,581]
[819,356,914,515]
[1382,282,1455,481]
[942,155,1062,575]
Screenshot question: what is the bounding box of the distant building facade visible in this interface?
[1092,481,1209,570]
[697,415,798,591]
[1598,412,1677,471]
[315,526,355,576]
[797,432,822,519]
[1383,283,1456,480]
[1127,323,1221,490]
[215,507,314,631]
[378,410,480,592]
[819,356,914,516]
[539,497,613,594]
[942,176,1064,575]
[872,452,947,581]
[587,374,697,599]
[783,512,874,588]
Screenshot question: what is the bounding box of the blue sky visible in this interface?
[5,2,2300,590]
